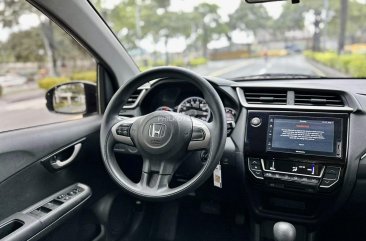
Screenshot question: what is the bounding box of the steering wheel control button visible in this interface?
[192,127,206,141]
[116,124,131,137]
[250,117,262,127]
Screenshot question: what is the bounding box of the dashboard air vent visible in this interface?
[244,89,287,105]
[123,89,146,109]
[294,91,344,107]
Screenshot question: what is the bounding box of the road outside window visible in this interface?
[0,4,96,133]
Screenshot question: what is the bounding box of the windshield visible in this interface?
[92,0,366,79]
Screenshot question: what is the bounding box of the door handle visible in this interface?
[41,138,85,172]
[50,143,82,170]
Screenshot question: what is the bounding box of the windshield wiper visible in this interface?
[231,73,326,81]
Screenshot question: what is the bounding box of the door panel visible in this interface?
[0,115,118,240]
[0,116,101,183]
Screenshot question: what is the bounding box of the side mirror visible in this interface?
[45,81,97,115]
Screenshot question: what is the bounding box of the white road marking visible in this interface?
[257,62,272,75]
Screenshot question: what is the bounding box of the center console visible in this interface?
[245,111,348,193]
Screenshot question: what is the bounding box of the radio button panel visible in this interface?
[248,158,342,192]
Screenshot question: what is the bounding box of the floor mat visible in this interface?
[173,200,250,241]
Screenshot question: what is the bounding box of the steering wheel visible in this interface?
[100,67,226,200]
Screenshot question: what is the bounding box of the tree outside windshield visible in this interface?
[93,0,366,79]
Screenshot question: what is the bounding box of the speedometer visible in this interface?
[177,97,211,122]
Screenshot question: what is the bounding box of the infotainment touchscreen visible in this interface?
[266,116,343,157]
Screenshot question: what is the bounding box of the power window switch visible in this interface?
[43,202,57,210]
[57,194,66,199]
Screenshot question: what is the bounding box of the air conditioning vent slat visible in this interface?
[243,89,287,105]
[122,89,146,110]
[294,91,344,107]
[245,93,286,96]
[246,97,287,100]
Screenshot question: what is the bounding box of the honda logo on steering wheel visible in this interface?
[148,123,166,138]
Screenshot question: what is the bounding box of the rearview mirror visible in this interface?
[245,0,288,3]
[45,81,97,115]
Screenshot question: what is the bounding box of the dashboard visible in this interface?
[120,76,366,227]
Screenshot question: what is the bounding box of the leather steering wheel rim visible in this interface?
[100,66,226,201]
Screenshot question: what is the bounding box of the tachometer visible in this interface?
[177,97,211,121]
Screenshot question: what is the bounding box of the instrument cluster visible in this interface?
[140,81,239,135]
[155,96,237,134]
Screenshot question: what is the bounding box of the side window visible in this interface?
[0,4,97,133]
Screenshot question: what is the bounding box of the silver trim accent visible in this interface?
[260,159,325,178]
[51,143,82,169]
[39,138,86,169]
[361,153,366,160]
[320,166,341,188]
[248,158,264,179]
[236,87,353,112]
[123,89,147,109]
[148,123,167,138]
[187,118,211,150]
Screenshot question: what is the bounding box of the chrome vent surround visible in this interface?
[244,89,287,105]
[294,91,344,107]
